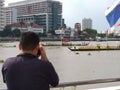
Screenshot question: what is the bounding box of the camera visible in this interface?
[37,49,41,57]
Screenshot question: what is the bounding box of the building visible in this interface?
[6,0,62,33]
[82,18,92,30]
[0,0,4,31]
[74,23,81,31]
[9,22,43,33]
[4,7,12,26]
[4,7,17,26]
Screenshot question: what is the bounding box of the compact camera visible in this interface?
[37,49,41,57]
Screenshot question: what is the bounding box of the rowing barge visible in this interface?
[68,45,120,51]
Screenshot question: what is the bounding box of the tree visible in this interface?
[2,26,12,37]
[39,32,47,37]
[48,30,56,35]
[97,33,106,38]
[83,29,97,38]
[62,24,66,29]
[78,29,82,35]
[0,31,3,37]
[12,29,21,37]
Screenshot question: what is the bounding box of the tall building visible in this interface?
[6,0,62,33]
[82,18,92,30]
[74,23,81,31]
[4,7,17,26]
[0,0,4,31]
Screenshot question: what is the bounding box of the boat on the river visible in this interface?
[68,44,120,51]
[61,39,89,46]
[42,42,89,46]
[61,42,89,46]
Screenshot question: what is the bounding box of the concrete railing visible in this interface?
[51,78,120,90]
[1,78,120,90]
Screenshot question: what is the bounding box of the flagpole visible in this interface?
[106,29,109,47]
[106,29,108,42]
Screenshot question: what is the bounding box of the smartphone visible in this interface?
[37,49,41,57]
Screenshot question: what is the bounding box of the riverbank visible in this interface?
[0,37,120,41]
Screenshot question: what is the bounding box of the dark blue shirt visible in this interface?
[2,53,59,90]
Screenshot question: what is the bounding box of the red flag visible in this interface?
[117,23,120,26]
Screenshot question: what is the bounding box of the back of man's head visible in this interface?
[20,32,40,51]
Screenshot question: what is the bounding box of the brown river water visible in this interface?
[0,41,120,89]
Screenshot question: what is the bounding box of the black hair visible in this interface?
[20,32,40,51]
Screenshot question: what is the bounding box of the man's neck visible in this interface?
[22,50,37,56]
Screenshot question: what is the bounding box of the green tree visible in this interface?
[78,29,82,35]
[48,30,56,35]
[62,24,66,29]
[39,32,47,37]
[2,26,12,37]
[83,29,97,38]
[12,29,21,37]
[97,33,106,38]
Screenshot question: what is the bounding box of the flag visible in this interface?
[117,23,120,26]
[105,0,120,34]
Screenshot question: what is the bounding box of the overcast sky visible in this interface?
[5,0,116,32]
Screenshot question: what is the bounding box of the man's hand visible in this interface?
[39,44,48,61]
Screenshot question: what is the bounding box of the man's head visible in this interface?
[19,32,40,51]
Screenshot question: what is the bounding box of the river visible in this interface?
[0,41,120,89]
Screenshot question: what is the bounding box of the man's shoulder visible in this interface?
[37,59,53,67]
[37,59,50,64]
[3,56,21,66]
[5,57,17,62]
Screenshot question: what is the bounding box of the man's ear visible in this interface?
[19,43,22,50]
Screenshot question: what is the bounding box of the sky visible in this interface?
[4,0,117,32]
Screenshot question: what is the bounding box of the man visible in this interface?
[2,32,59,90]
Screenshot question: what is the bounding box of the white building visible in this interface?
[82,18,92,30]
[4,7,17,26]
[0,0,4,31]
[5,0,62,33]
[9,23,43,33]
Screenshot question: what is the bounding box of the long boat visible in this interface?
[42,42,89,46]
[68,45,120,51]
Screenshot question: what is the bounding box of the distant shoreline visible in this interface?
[0,37,120,41]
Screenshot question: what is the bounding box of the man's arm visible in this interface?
[48,62,59,87]
[38,44,59,86]
[1,63,7,83]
